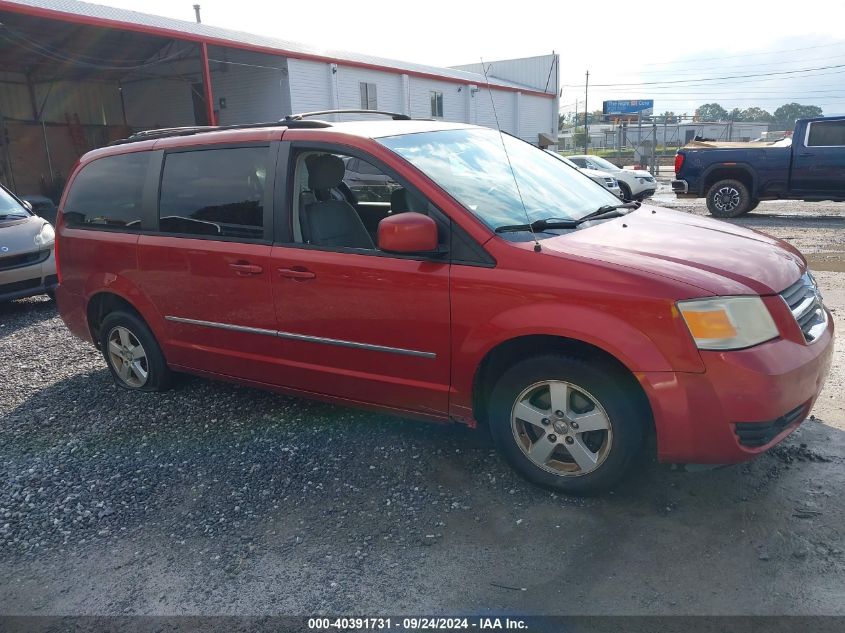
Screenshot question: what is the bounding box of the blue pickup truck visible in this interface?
[672,116,845,217]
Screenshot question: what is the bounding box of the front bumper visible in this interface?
[640,307,834,464]
[0,248,57,301]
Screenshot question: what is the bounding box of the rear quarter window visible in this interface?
[807,120,845,147]
[63,152,149,230]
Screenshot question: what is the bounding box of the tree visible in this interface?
[572,129,590,149]
[772,103,823,130]
[695,103,728,122]
[738,107,773,123]
[657,111,677,123]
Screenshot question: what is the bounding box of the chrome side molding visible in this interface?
[165,315,436,359]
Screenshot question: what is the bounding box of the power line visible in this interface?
[562,61,845,88]
[638,39,845,66]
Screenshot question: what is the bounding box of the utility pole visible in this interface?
[583,70,589,155]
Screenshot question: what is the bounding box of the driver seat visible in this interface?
[300,154,374,249]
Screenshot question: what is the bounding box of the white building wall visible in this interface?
[474,88,516,135]
[288,58,333,114]
[520,93,555,142]
[208,49,291,124]
[334,65,402,116]
[408,77,465,122]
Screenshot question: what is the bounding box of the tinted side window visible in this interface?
[159,147,267,240]
[63,153,148,230]
[807,120,845,147]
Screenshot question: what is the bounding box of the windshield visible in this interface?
[379,129,620,230]
[582,156,620,172]
[0,186,30,220]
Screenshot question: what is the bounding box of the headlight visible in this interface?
[34,222,55,248]
[677,296,778,350]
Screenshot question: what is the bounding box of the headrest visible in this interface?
[306,154,346,191]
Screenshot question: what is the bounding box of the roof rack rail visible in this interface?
[285,109,411,121]
[108,118,332,146]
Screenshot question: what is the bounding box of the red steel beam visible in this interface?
[199,42,216,126]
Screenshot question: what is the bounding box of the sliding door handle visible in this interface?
[278,267,316,280]
[229,262,263,275]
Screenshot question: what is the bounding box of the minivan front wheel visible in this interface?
[487,354,645,495]
[99,311,172,391]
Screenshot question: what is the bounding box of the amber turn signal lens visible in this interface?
[681,308,737,340]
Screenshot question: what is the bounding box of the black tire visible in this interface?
[486,354,647,495]
[705,179,752,218]
[45,289,56,301]
[747,198,760,212]
[618,181,633,202]
[99,310,172,392]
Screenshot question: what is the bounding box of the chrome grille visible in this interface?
[780,272,827,343]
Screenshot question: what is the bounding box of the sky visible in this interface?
[101,0,845,117]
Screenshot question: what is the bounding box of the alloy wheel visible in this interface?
[107,326,149,388]
[510,380,613,477]
[714,186,741,214]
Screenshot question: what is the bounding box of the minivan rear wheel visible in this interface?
[99,311,172,391]
[487,354,645,495]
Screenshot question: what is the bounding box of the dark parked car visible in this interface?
[673,116,845,217]
[19,195,58,226]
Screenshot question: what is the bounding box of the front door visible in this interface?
[791,118,845,195]
[136,144,284,383]
[269,146,451,417]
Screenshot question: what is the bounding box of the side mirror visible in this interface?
[21,200,33,212]
[378,212,440,254]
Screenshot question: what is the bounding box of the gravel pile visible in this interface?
[1,297,587,571]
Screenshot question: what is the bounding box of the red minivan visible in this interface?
[54,113,834,494]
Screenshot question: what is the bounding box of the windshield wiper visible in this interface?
[576,201,640,223]
[495,201,640,234]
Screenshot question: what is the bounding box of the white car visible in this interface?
[567,155,656,202]
[544,151,622,199]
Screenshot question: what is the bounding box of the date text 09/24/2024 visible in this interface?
[307,617,528,630]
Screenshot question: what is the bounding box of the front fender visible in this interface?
[449,301,705,422]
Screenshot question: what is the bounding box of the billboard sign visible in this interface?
[603,100,654,119]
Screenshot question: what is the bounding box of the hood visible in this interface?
[624,169,653,179]
[541,206,803,295]
[579,167,615,180]
[0,215,48,255]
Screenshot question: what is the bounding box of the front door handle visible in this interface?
[278,267,316,280]
[229,262,263,275]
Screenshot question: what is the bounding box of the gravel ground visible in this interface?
[1,195,844,616]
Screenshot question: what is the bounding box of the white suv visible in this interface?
[545,152,621,199]
[568,155,656,202]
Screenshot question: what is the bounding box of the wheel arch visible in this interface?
[470,334,654,439]
[701,163,757,195]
